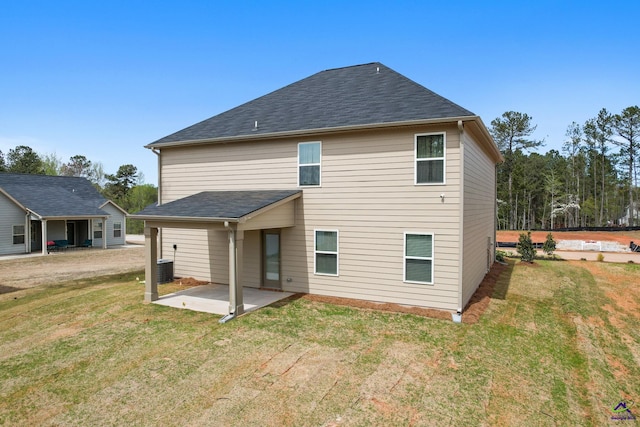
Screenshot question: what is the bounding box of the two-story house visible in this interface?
[133,62,502,321]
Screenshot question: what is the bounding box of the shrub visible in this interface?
[496,250,507,263]
[597,253,605,262]
[517,231,536,263]
[542,232,556,257]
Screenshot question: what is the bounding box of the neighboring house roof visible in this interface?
[0,173,124,219]
[132,190,301,222]
[149,62,477,148]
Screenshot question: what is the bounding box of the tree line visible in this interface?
[491,106,640,230]
[0,146,156,233]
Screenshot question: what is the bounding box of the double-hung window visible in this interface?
[415,133,445,184]
[113,222,122,238]
[93,221,103,239]
[299,142,321,186]
[315,230,338,275]
[404,233,434,284]
[13,225,25,245]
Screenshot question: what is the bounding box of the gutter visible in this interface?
[151,148,163,258]
[145,116,479,149]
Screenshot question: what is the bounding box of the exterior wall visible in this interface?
[102,203,126,246]
[160,125,464,311]
[0,193,27,255]
[91,219,105,247]
[461,130,497,308]
[47,220,67,241]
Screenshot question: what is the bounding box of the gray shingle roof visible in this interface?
[0,173,112,218]
[133,190,301,220]
[150,62,474,146]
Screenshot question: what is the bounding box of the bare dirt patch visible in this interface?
[301,262,508,324]
[0,247,144,293]
[497,230,637,245]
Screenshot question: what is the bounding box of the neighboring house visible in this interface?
[618,202,639,226]
[0,173,127,255]
[133,62,503,320]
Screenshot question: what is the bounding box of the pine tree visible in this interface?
[517,232,536,263]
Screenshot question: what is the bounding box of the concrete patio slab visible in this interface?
[154,284,294,316]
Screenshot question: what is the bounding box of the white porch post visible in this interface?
[41,219,48,255]
[144,226,158,302]
[227,228,245,315]
[102,217,108,249]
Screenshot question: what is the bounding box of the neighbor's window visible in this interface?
[299,141,321,186]
[93,221,103,239]
[404,233,434,284]
[415,133,445,184]
[113,222,122,238]
[13,225,25,245]
[315,230,338,275]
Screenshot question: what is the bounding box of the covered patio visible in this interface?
[131,190,301,322]
[154,283,294,315]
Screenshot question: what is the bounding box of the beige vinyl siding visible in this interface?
[159,125,463,311]
[0,193,27,255]
[461,131,497,307]
[162,228,262,288]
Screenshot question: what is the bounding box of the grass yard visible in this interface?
[1,260,639,426]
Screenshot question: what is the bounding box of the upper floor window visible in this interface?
[415,133,445,184]
[299,141,321,186]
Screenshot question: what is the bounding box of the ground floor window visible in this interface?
[13,225,25,245]
[404,232,434,284]
[114,222,122,238]
[315,230,338,275]
[93,221,103,239]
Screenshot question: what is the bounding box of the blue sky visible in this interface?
[1,1,638,184]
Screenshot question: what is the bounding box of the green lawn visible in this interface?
[0,260,638,426]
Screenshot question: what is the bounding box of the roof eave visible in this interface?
[146,116,477,149]
[100,200,130,216]
[128,214,241,223]
[463,116,504,163]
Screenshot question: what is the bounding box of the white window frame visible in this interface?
[415,132,446,185]
[403,232,434,285]
[298,141,322,187]
[314,229,339,276]
[93,221,103,239]
[12,225,25,245]
[113,222,122,238]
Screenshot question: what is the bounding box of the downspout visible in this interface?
[151,148,163,259]
[454,120,465,323]
[219,221,238,323]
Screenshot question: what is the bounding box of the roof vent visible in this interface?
[376,66,380,74]
[252,120,258,131]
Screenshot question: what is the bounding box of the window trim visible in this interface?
[12,225,25,245]
[93,221,103,239]
[113,222,122,238]
[403,232,434,285]
[314,229,339,276]
[298,141,322,187]
[414,132,446,185]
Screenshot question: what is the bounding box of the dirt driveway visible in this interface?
[0,246,144,294]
